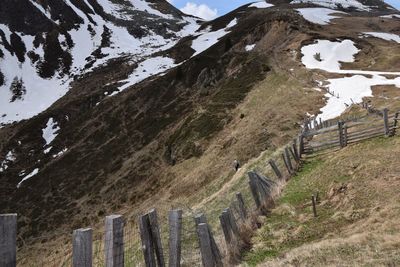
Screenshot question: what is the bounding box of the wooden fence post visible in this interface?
[235,192,247,220]
[282,153,291,176]
[338,121,345,148]
[391,112,399,136]
[299,134,304,158]
[105,215,124,267]
[289,146,299,164]
[292,139,299,162]
[383,108,389,136]
[311,195,318,218]
[268,159,283,180]
[248,173,261,208]
[343,123,348,147]
[73,228,93,267]
[197,223,215,267]
[219,211,232,246]
[139,214,156,267]
[284,148,294,173]
[225,208,239,237]
[148,209,165,267]
[194,214,222,266]
[169,210,182,267]
[0,214,17,267]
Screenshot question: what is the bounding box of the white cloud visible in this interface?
[180,2,218,20]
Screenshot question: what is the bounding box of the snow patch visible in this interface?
[296,8,346,25]
[42,118,60,146]
[301,39,400,120]
[118,57,177,91]
[245,44,256,51]
[291,0,371,11]
[53,148,68,158]
[362,32,400,43]
[0,151,16,172]
[381,14,400,19]
[249,1,274,8]
[17,168,39,188]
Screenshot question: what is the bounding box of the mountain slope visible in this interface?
[0,0,399,264]
[0,0,199,125]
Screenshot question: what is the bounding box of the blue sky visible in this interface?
[169,0,400,19]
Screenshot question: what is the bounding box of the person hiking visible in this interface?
[233,160,240,172]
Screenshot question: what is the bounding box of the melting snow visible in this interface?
[290,0,371,11]
[246,44,256,51]
[381,14,400,19]
[42,118,60,146]
[17,168,39,188]
[249,1,274,8]
[0,151,16,172]
[301,39,400,120]
[362,32,400,43]
[118,57,177,91]
[0,1,201,125]
[296,8,346,25]
[53,148,68,158]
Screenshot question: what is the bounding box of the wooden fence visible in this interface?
[2,105,395,267]
[301,107,398,154]
[1,135,305,267]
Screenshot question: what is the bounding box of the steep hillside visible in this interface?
[0,0,399,264]
[0,0,199,125]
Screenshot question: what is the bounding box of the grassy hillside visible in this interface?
[244,134,400,266]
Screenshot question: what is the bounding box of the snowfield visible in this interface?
[296,8,346,25]
[249,1,274,8]
[301,39,400,120]
[0,0,201,126]
[291,0,371,11]
[362,32,400,43]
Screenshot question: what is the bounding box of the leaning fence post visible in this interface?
[139,214,156,267]
[148,209,165,267]
[197,223,215,267]
[236,192,247,220]
[73,228,93,267]
[168,209,183,267]
[194,214,222,266]
[225,208,239,237]
[219,211,232,246]
[383,108,389,136]
[289,146,299,164]
[248,173,261,208]
[343,123,348,147]
[268,159,283,180]
[0,214,17,267]
[284,148,294,173]
[105,215,124,267]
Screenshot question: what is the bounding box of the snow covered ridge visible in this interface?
[0,0,201,126]
[300,39,400,120]
[113,17,239,96]
[291,0,371,11]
